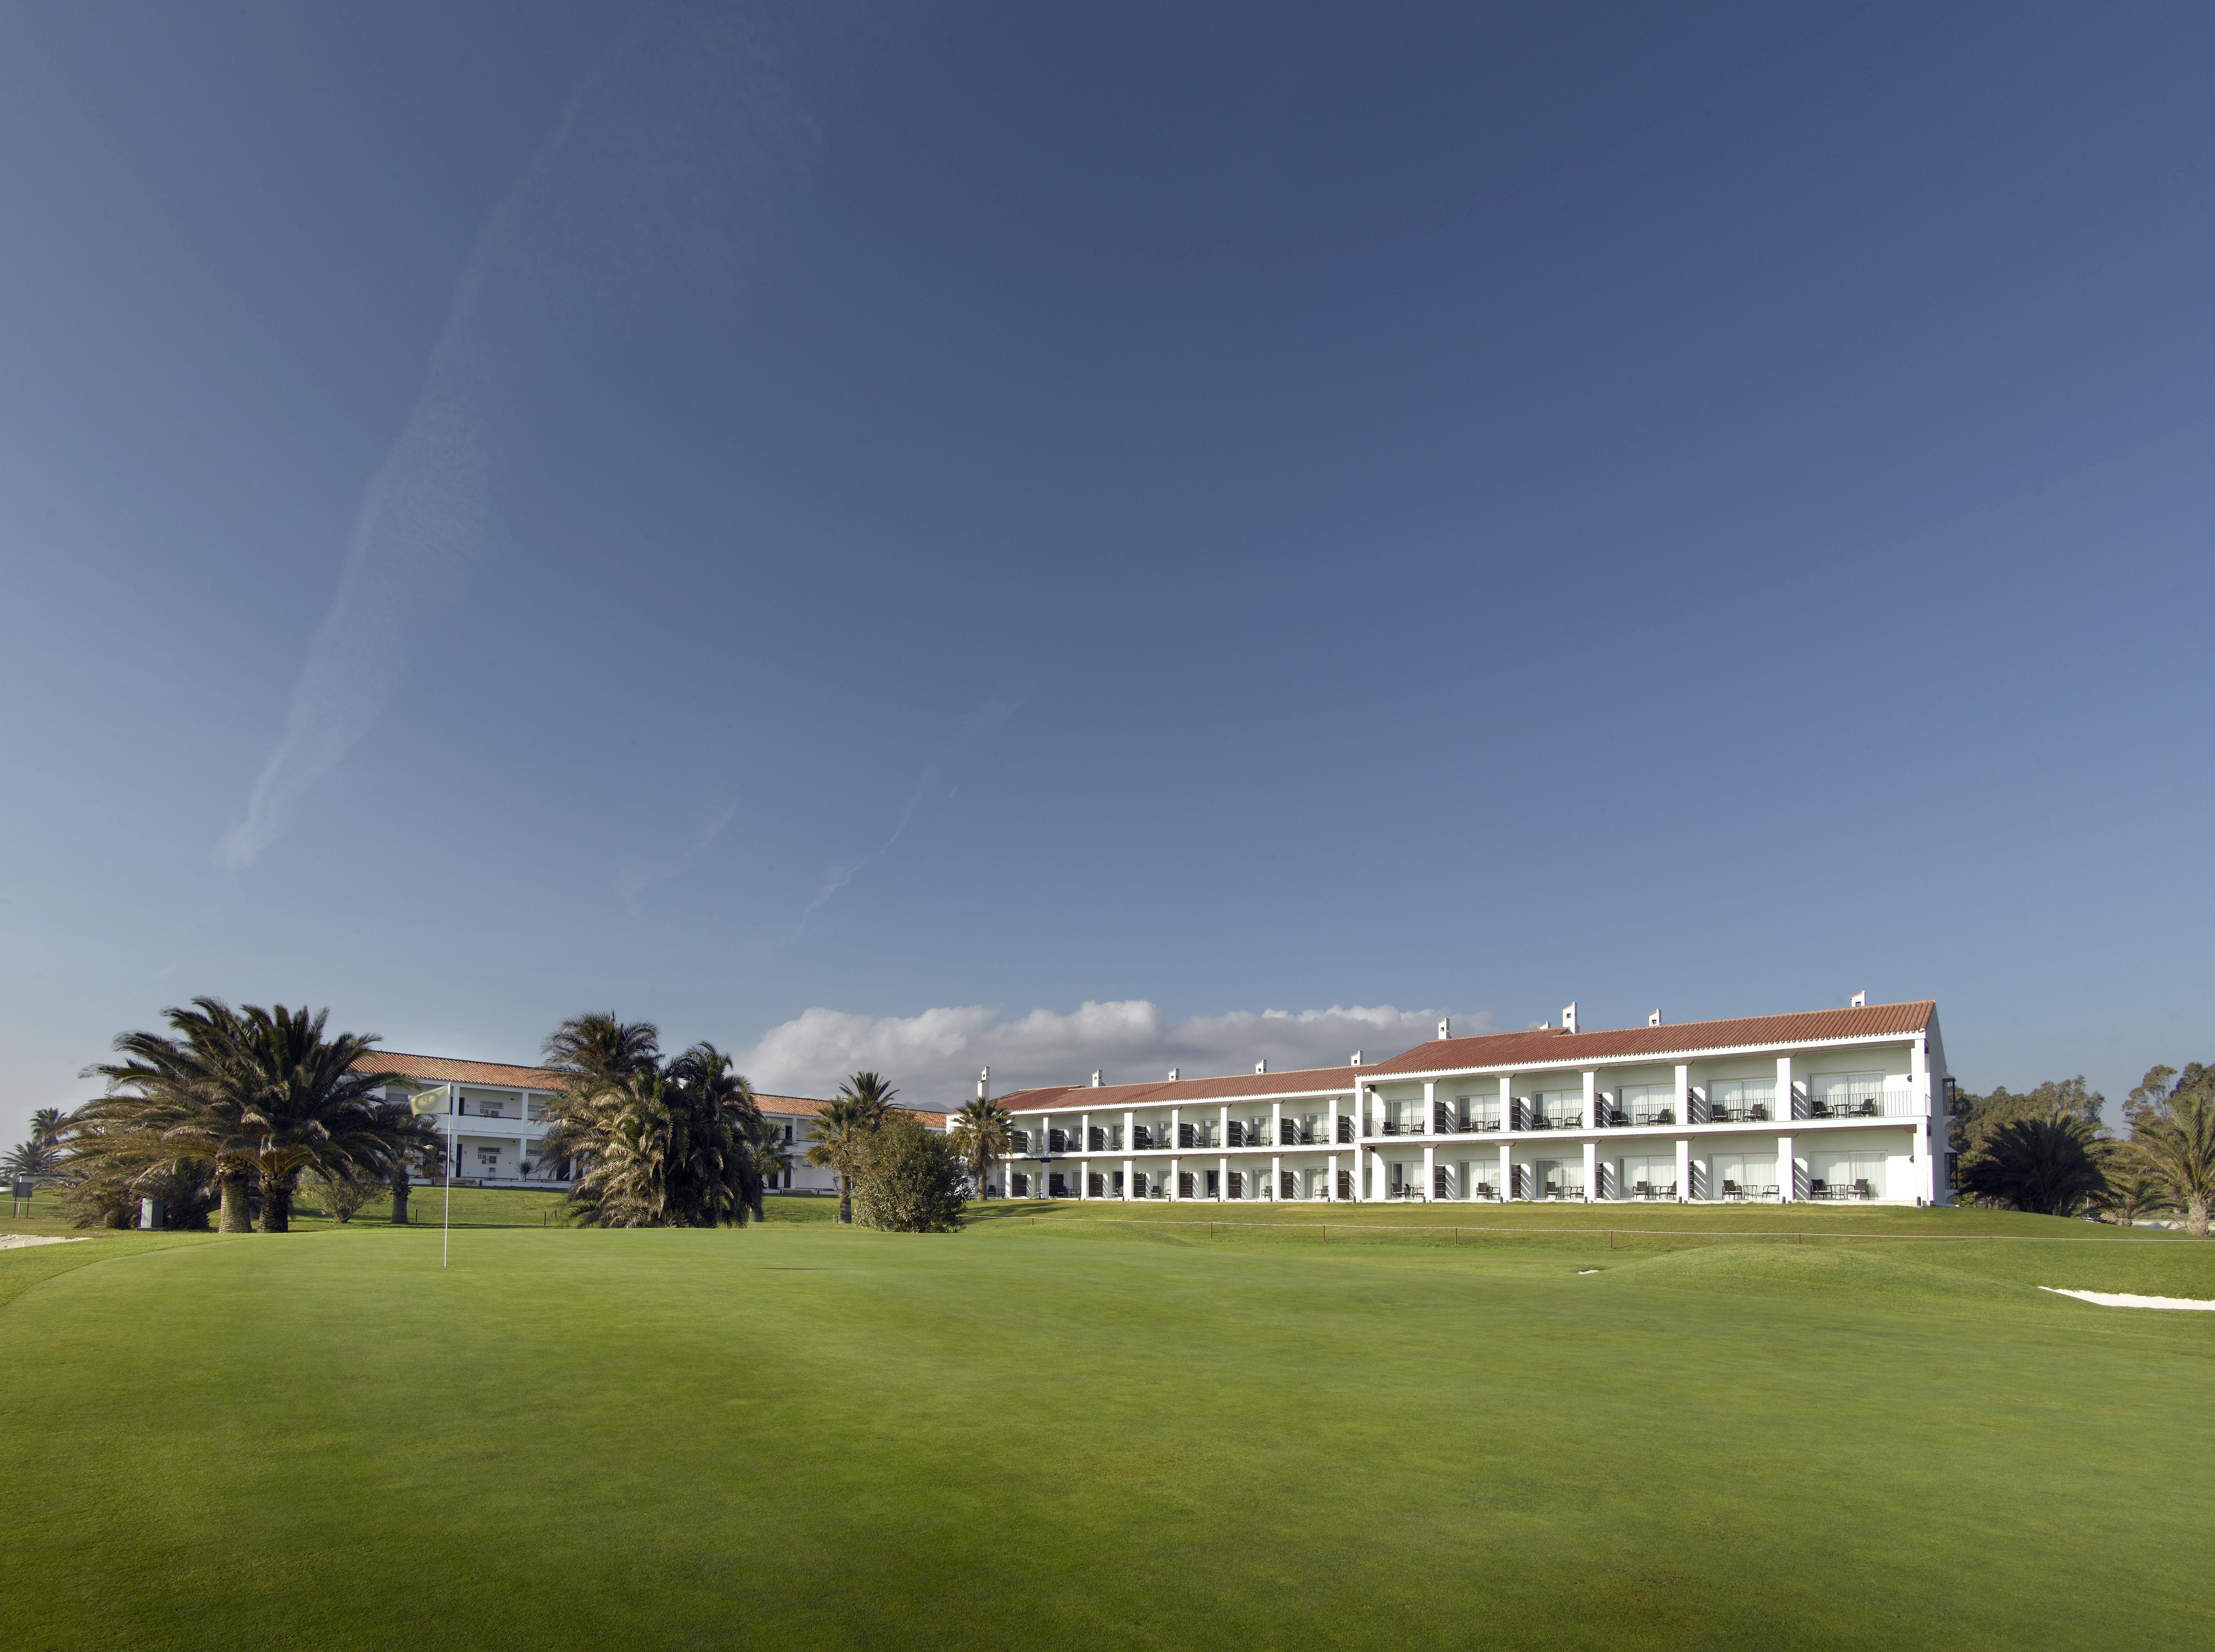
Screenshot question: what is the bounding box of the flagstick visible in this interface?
[443,1090,453,1269]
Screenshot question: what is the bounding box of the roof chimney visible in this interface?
[1437,1016,1451,1040]
[1850,991,1866,1008]
[978,1065,990,1099]
[1254,1059,1268,1074]
[1648,1010,1661,1027]
[1166,1066,1179,1081]
[1350,1051,1362,1066]
[1089,1070,1102,1088]
[1562,1002,1578,1034]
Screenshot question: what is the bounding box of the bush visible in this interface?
[850,1115,967,1233]
[309,1171,369,1224]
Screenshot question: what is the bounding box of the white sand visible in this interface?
[0,1233,86,1250]
[2040,1287,2215,1312]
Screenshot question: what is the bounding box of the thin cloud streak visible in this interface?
[795,680,1030,933]
[616,801,740,913]
[738,1000,1492,1108]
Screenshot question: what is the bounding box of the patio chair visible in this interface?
[1853,1178,1873,1199]
[1809,1179,1829,1199]
[1759,1185,1780,1199]
[1720,1180,1741,1200]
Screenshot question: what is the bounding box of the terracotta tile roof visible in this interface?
[356,1052,567,1090]
[1364,1001,1936,1076]
[993,1002,1934,1112]
[999,1063,1367,1115]
[356,1053,944,1127]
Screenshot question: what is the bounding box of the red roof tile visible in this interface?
[1364,1001,1935,1076]
[994,1002,1933,1112]
[355,1053,944,1127]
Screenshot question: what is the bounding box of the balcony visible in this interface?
[1807,1178,1876,1200]
[1718,1181,1782,1200]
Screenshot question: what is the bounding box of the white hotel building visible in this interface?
[357,1053,946,1192]
[992,1000,1952,1206]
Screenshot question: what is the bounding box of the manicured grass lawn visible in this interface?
[2,1205,2210,1650]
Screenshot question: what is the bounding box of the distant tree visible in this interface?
[1956,1110,2110,1216]
[310,1168,370,1224]
[837,1071,899,1126]
[542,1014,662,1094]
[2,1135,63,1185]
[850,1113,967,1233]
[1950,1077,2106,1159]
[29,1106,66,1144]
[948,1096,1016,1199]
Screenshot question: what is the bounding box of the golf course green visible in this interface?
[2,1197,2210,1650]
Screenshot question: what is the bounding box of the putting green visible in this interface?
[2,1210,2209,1650]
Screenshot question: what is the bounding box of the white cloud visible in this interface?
[737,1000,1492,1108]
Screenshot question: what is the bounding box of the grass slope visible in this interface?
[1,1209,2209,1651]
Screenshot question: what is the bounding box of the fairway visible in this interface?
[4,1206,2211,1651]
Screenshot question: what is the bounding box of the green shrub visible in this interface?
[850,1115,966,1233]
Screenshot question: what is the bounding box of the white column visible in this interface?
[1081,1111,1091,1155]
[1582,1069,1598,1129]
[1124,1109,1135,1157]
[1326,1152,1339,1201]
[1217,1154,1228,1202]
[1676,1137,1691,1202]
[1423,1078,1436,1137]
[1422,1141,1435,1203]
[1498,1138,1513,1202]
[1777,1055,1797,1123]
[1778,1134,1795,1202]
[1581,1139,1597,1202]
[1171,1106,1181,1154]
[1499,1073,1513,1131]
[1080,1158,1091,1198]
[1170,1156,1181,1201]
[1673,1062,1691,1126]
[1122,1156,1133,1200]
[1270,1099,1282,1152]
[1270,1152,1282,1202]
[1350,1088,1366,1202]
[1328,1093,1340,1153]
[1218,1104,1230,1155]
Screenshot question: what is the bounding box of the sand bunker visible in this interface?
[2040,1287,2215,1312]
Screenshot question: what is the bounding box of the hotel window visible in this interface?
[1619,1155,1675,1195]
[1708,1079,1775,1121]
[1619,1083,1674,1125]
[1812,1072,1886,1117]
[1810,1152,1885,1198]
[1713,1152,1781,1197]
[1388,1099,1424,1136]
[1458,1095,1502,1131]
[1540,1088,1582,1128]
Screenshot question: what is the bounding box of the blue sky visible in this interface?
[3,0,2210,1128]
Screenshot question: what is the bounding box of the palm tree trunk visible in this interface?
[837,1172,852,1225]
[218,1172,253,1233]
[2190,1196,2209,1239]
[258,1174,293,1233]
[389,1172,411,1225]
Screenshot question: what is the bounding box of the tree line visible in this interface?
[1950,1064,2215,1234]
[5,998,1027,1235]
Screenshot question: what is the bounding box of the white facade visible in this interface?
[994,1001,1952,1207]
[361,1054,947,1193]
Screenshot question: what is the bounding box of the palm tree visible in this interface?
[79,998,433,1233]
[2093,1169,2175,1227]
[1956,1110,2110,1216]
[837,1071,899,1125]
[543,1014,662,1092]
[2130,1090,2215,1237]
[949,1096,1016,1199]
[539,1024,760,1228]
[2,1135,63,1184]
[806,1096,881,1226]
[739,1112,793,1222]
[29,1106,66,1144]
